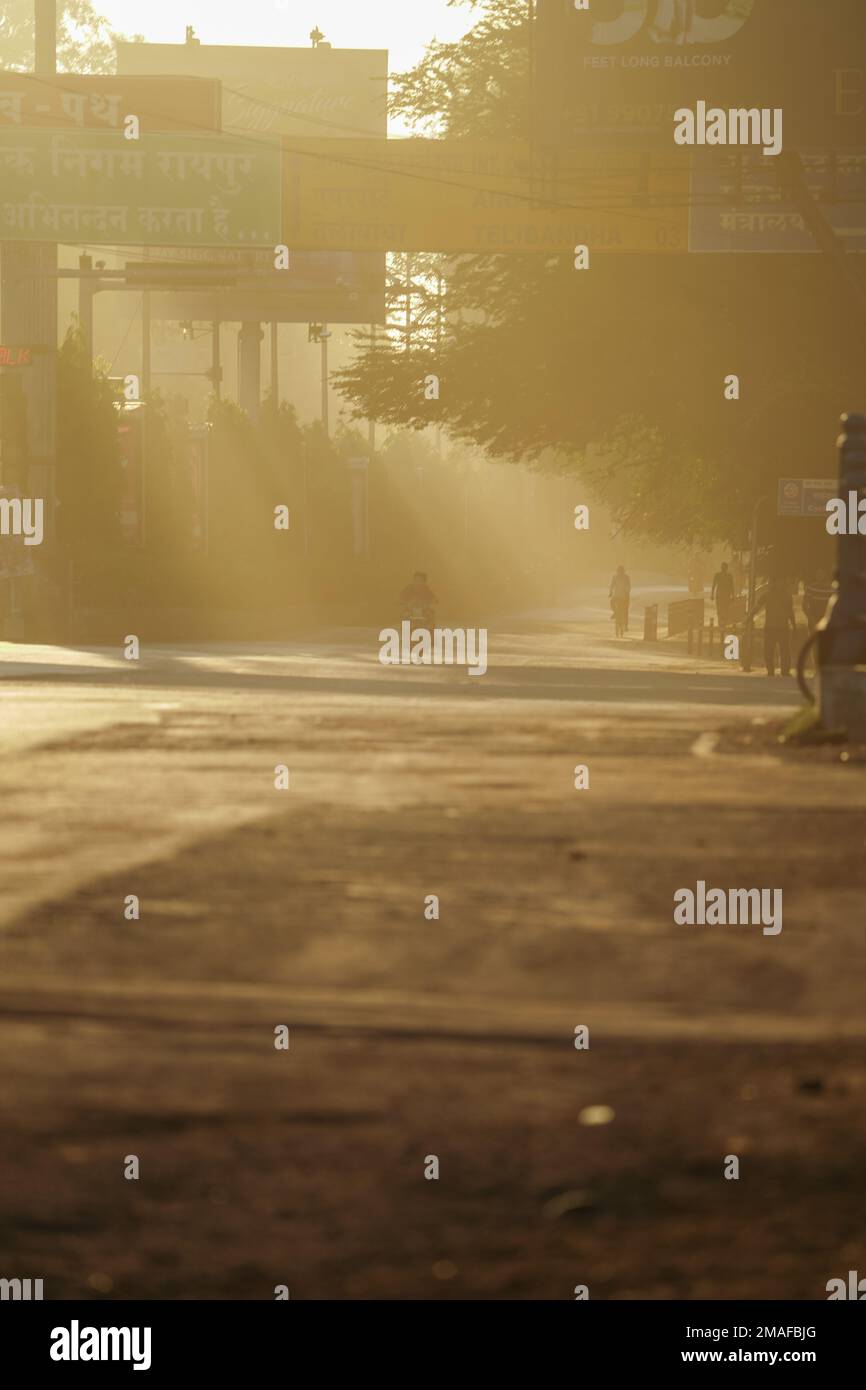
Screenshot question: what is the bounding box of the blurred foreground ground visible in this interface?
[1,618,864,1299]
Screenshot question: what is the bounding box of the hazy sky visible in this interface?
[93,0,475,76]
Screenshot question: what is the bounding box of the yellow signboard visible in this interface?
[282,138,689,252]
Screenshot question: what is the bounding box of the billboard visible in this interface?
[116,42,387,139]
[116,41,386,318]
[535,0,866,152]
[0,130,281,247]
[0,74,220,133]
[281,137,689,252]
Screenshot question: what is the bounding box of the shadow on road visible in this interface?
[0,652,802,707]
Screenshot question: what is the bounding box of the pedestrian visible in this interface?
[711,560,735,632]
[751,576,797,677]
[609,565,631,637]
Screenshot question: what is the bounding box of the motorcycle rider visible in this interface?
[400,571,438,619]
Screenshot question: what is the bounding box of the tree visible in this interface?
[388,0,531,139]
[0,0,138,74]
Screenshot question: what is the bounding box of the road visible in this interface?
[1,618,864,1300]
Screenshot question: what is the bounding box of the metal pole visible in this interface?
[436,270,443,456]
[367,323,376,458]
[816,412,866,735]
[321,324,329,437]
[270,321,279,407]
[237,322,263,424]
[78,254,94,363]
[141,291,151,398]
[742,495,765,672]
[141,291,151,548]
[34,0,59,623]
[212,320,221,401]
[302,437,310,557]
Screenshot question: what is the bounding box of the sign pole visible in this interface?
[212,321,221,402]
[141,290,151,548]
[78,255,95,364]
[321,325,330,439]
[238,322,263,424]
[742,496,766,673]
[270,322,279,408]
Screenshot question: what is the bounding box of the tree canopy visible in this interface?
[0,0,135,74]
[334,0,866,557]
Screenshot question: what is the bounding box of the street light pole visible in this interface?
[741,495,767,673]
[270,321,279,407]
[78,254,95,361]
[321,325,330,438]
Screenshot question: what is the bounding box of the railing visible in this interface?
[667,597,704,640]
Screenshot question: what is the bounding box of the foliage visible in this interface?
[334,0,866,557]
[0,0,138,74]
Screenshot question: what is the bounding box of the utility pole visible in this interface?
[78,254,95,362]
[436,268,443,456]
[321,324,330,437]
[211,320,221,401]
[816,413,866,736]
[0,0,60,630]
[141,292,151,399]
[141,291,151,547]
[270,321,279,408]
[367,322,376,459]
[741,495,767,673]
[237,322,263,424]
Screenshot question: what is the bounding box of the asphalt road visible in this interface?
[1,623,863,1300]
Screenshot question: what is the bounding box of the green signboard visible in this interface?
[0,130,281,247]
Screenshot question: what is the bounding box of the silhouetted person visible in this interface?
[401,571,437,609]
[752,577,796,677]
[609,565,631,636]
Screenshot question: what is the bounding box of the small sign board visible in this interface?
[690,150,866,253]
[777,477,838,517]
[118,250,385,325]
[0,345,34,366]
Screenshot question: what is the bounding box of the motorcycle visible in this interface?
[402,601,436,628]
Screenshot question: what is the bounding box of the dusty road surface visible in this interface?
[1,620,864,1300]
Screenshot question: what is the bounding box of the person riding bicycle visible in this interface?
[609,565,631,635]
